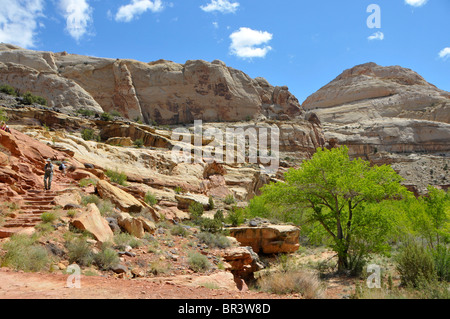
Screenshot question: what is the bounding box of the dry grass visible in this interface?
[257,270,324,299]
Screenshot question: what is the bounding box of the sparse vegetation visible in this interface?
[105,169,128,186]
[0,234,50,272]
[22,91,47,106]
[188,251,211,273]
[144,191,157,206]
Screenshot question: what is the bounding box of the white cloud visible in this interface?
[439,47,450,60]
[59,0,93,41]
[405,0,428,7]
[0,0,45,48]
[115,0,164,22]
[201,0,239,14]
[212,21,219,29]
[368,31,384,41]
[229,27,273,59]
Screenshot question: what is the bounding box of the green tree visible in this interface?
[261,146,408,272]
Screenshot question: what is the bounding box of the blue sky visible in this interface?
[0,0,449,103]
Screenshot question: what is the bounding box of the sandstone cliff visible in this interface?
[303,62,450,124]
[0,44,303,124]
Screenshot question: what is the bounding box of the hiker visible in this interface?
[44,159,54,191]
[0,121,6,131]
[59,160,67,176]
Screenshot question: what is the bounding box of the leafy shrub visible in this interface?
[144,192,157,206]
[189,202,204,221]
[224,194,236,205]
[214,210,224,222]
[77,108,96,117]
[0,107,9,122]
[395,241,437,287]
[0,84,17,96]
[81,129,100,141]
[226,206,245,227]
[105,169,128,186]
[0,234,50,272]
[134,138,144,148]
[200,218,223,234]
[432,245,450,281]
[208,196,215,210]
[188,251,211,273]
[100,112,113,121]
[174,186,185,194]
[22,91,47,106]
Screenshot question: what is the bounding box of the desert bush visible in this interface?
[170,225,189,237]
[395,241,437,287]
[188,251,211,273]
[197,232,231,249]
[105,169,128,186]
[226,206,245,227]
[0,84,17,96]
[134,138,144,148]
[97,199,115,217]
[41,212,57,224]
[189,202,204,221]
[79,178,97,187]
[256,270,323,299]
[208,196,215,210]
[200,218,223,234]
[100,112,113,121]
[81,194,100,206]
[0,234,50,272]
[76,108,96,117]
[224,194,236,205]
[66,238,95,267]
[110,110,122,118]
[144,192,157,206]
[22,91,47,106]
[114,233,142,250]
[81,128,100,141]
[94,247,119,270]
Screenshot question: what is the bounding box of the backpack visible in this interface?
[45,163,53,174]
[59,163,65,171]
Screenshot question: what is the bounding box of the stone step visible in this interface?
[3,223,37,228]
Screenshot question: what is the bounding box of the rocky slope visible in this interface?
[0,44,303,125]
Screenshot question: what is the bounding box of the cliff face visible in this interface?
[302,63,450,157]
[302,62,450,124]
[0,44,303,125]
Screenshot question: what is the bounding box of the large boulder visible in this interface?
[228,224,300,254]
[71,204,114,244]
[96,180,145,213]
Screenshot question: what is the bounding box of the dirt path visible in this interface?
[0,268,292,299]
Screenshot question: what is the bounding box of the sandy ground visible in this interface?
[0,268,294,300]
